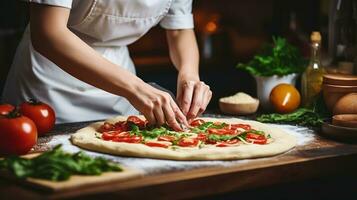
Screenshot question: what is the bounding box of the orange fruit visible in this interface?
[270,84,301,113]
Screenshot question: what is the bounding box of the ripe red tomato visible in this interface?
[0,104,15,115]
[246,133,267,144]
[0,112,38,155]
[190,119,205,127]
[145,141,171,148]
[112,135,142,143]
[178,138,199,147]
[216,139,239,147]
[19,99,56,136]
[231,124,251,131]
[207,128,237,135]
[98,122,116,133]
[196,133,207,141]
[158,135,176,142]
[127,116,146,128]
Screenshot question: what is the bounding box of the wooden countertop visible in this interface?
[1,115,357,200]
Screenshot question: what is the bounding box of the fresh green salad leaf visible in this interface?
[237,36,306,76]
[0,145,122,181]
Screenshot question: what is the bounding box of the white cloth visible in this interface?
[2,0,193,123]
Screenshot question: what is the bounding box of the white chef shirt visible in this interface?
[2,0,194,123]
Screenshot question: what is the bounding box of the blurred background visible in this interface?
[0,0,355,110]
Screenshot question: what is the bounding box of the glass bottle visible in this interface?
[301,32,326,107]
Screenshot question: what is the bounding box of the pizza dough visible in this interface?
[71,116,296,160]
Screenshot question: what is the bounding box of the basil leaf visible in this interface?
[207,134,234,142]
[0,145,122,181]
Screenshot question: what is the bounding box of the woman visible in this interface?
[2,0,212,130]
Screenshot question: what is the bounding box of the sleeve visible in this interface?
[26,0,72,9]
[160,0,194,30]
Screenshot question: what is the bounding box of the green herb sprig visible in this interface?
[237,37,306,76]
[256,108,324,127]
[0,145,122,181]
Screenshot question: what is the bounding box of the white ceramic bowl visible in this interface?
[254,73,298,111]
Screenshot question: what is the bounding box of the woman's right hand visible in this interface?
[127,81,189,131]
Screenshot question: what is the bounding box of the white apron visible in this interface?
[2,0,194,123]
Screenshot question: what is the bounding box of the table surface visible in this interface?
[2,114,357,200]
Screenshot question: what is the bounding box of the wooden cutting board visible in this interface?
[0,153,144,192]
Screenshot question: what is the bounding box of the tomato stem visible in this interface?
[28,99,42,105]
[6,108,22,118]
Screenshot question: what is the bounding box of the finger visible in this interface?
[197,88,212,116]
[187,82,205,119]
[180,81,195,116]
[143,109,156,126]
[154,106,165,126]
[170,100,189,127]
[163,101,182,131]
[176,84,183,107]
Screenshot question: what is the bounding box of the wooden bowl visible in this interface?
[332,114,357,128]
[219,99,259,115]
[323,74,357,86]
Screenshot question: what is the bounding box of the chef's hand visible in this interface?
[176,73,212,120]
[128,81,188,131]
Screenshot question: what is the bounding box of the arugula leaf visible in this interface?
[237,36,306,76]
[0,145,122,181]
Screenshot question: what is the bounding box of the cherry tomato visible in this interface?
[189,119,205,127]
[19,99,55,136]
[158,135,176,142]
[112,135,142,143]
[216,139,239,147]
[0,104,15,115]
[270,84,301,113]
[0,111,38,155]
[231,124,251,131]
[145,141,171,148]
[178,138,199,147]
[127,116,146,128]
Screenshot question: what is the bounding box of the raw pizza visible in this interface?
[71,116,296,160]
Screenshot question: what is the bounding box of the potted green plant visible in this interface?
[237,37,306,110]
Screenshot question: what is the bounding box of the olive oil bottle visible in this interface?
[301,32,325,107]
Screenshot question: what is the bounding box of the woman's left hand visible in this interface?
[176,73,212,120]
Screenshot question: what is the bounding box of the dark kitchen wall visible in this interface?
[0,1,28,99]
[0,0,330,110]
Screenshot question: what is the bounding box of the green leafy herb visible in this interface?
[0,145,122,181]
[191,122,228,133]
[207,134,235,142]
[140,127,167,139]
[256,108,324,127]
[237,37,306,76]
